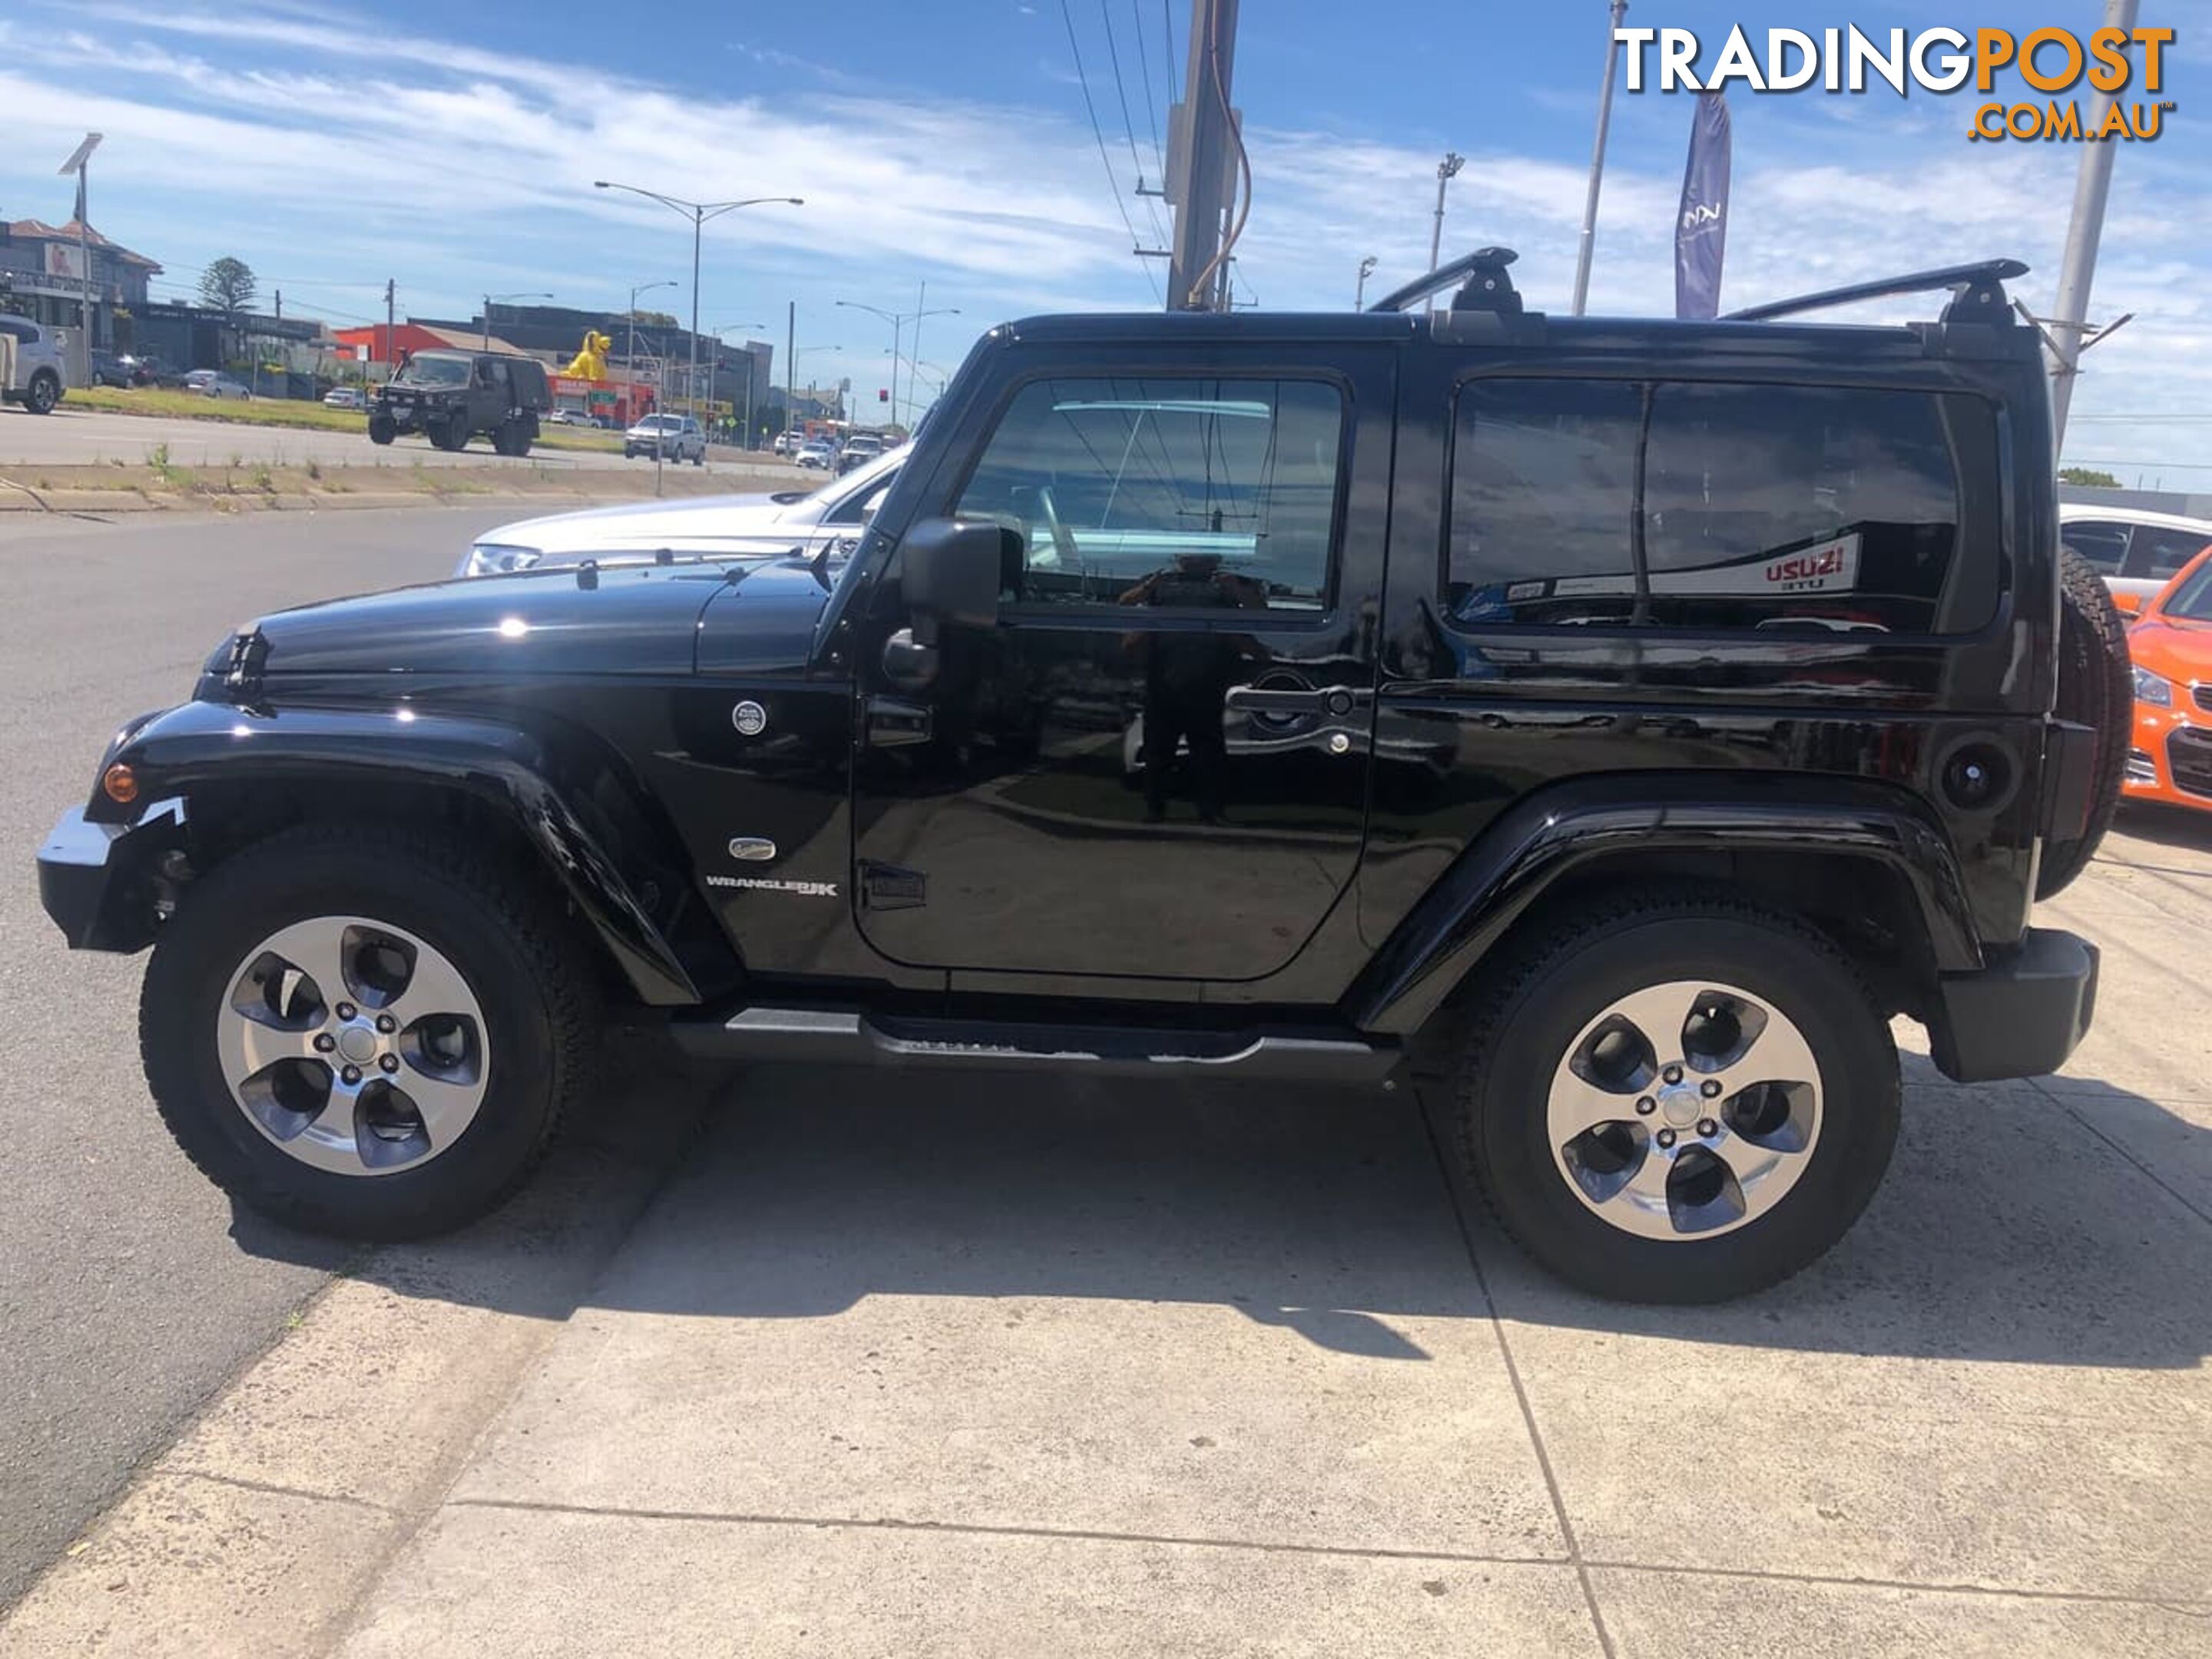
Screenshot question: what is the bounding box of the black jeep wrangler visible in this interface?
[35,253,2125,1303]
[369,348,551,455]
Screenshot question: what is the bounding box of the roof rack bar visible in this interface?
[1366,247,1518,314]
[1724,260,2028,323]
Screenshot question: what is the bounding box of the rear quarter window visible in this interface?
[1448,377,1986,635]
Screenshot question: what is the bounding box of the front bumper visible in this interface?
[1928,927,2099,1083]
[37,800,185,952]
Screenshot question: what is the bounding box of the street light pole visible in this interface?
[838,296,959,429]
[626,279,677,419]
[1570,0,1631,316]
[594,181,803,421]
[56,133,101,388]
[1428,151,1465,306]
[482,291,551,350]
[1354,255,1377,310]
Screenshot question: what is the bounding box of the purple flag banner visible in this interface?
[1675,91,1731,320]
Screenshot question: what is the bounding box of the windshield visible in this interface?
[2164,557,2212,621]
[398,356,469,386]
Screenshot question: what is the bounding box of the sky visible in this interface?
[0,0,2206,475]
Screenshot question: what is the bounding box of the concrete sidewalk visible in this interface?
[8,814,2212,1656]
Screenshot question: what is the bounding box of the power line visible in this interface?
[1131,0,1167,180]
[1099,0,1168,250]
[1059,0,1162,303]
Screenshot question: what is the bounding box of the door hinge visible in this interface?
[859,860,926,911]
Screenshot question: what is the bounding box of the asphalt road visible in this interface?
[0,406,791,479]
[0,505,522,1608]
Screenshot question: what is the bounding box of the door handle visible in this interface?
[1224,684,1366,717]
[866,695,932,747]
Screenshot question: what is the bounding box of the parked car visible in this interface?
[368,349,550,454]
[460,443,906,575]
[322,386,366,410]
[2121,543,2212,813]
[773,429,804,455]
[118,353,170,387]
[624,412,707,465]
[35,254,2122,1304]
[184,370,251,401]
[0,314,67,414]
[545,408,596,427]
[2061,505,2212,614]
[88,349,135,389]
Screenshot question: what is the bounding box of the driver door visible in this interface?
[850,346,1393,984]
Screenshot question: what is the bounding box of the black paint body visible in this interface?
[45,304,2082,1075]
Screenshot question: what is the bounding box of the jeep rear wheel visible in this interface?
[141,826,598,1240]
[25,369,61,415]
[367,413,396,445]
[1455,889,1898,1303]
[2038,545,2130,899]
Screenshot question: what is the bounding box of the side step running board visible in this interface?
[671,1006,1399,1083]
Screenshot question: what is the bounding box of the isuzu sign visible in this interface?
[1614,24,2177,141]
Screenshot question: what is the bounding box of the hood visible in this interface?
[229,563,741,680]
[2131,614,2212,683]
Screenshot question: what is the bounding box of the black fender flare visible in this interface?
[98,700,714,1005]
[1342,775,1982,1036]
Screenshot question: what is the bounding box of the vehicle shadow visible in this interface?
[226,1034,2212,1371]
[2107,800,2212,863]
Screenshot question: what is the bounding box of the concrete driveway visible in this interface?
[8,809,2205,1656]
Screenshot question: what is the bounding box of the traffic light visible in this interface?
[878,387,889,402]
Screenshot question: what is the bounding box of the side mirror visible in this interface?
[900,517,1010,643]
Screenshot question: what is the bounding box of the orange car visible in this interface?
[2124,542,2212,811]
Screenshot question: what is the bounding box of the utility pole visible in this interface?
[786,300,796,444]
[1571,0,1630,316]
[57,133,101,387]
[2045,0,2138,451]
[384,278,396,383]
[1164,0,1240,312]
[1428,151,1465,299]
[1354,256,1376,310]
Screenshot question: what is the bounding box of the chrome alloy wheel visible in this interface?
[214,916,490,1176]
[1545,980,1823,1241]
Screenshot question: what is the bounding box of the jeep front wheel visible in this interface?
[141,826,598,1240]
[25,369,61,415]
[1455,889,1898,1303]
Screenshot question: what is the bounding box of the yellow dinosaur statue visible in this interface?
[562,329,613,379]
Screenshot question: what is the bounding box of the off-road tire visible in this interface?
[498,420,531,459]
[367,413,396,445]
[141,825,600,1240]
[25,369,61,415]
[1454,886,1899,1303]
[2038,545,2131,899]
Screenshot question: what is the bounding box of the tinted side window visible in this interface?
[1448,379,1644,624]
[1642,384,1961,632]
[955,376,1343,611]
[1448,378,1969,634]
[2131,525,2212,582]
[2061,521,2128,572]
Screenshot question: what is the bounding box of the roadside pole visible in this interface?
[786,301,796,451]
[1570,0,1629,316]
[2044,0,2140,450]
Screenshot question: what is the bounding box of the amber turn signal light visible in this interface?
[101,763,139,805]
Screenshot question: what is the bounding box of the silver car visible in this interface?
[624,412,707,465]
[0,314,67,414]
[459,443,906,576]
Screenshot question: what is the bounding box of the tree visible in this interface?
[627,308,677,327]
[2058,466,2120,488]
[198,257,257,322]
